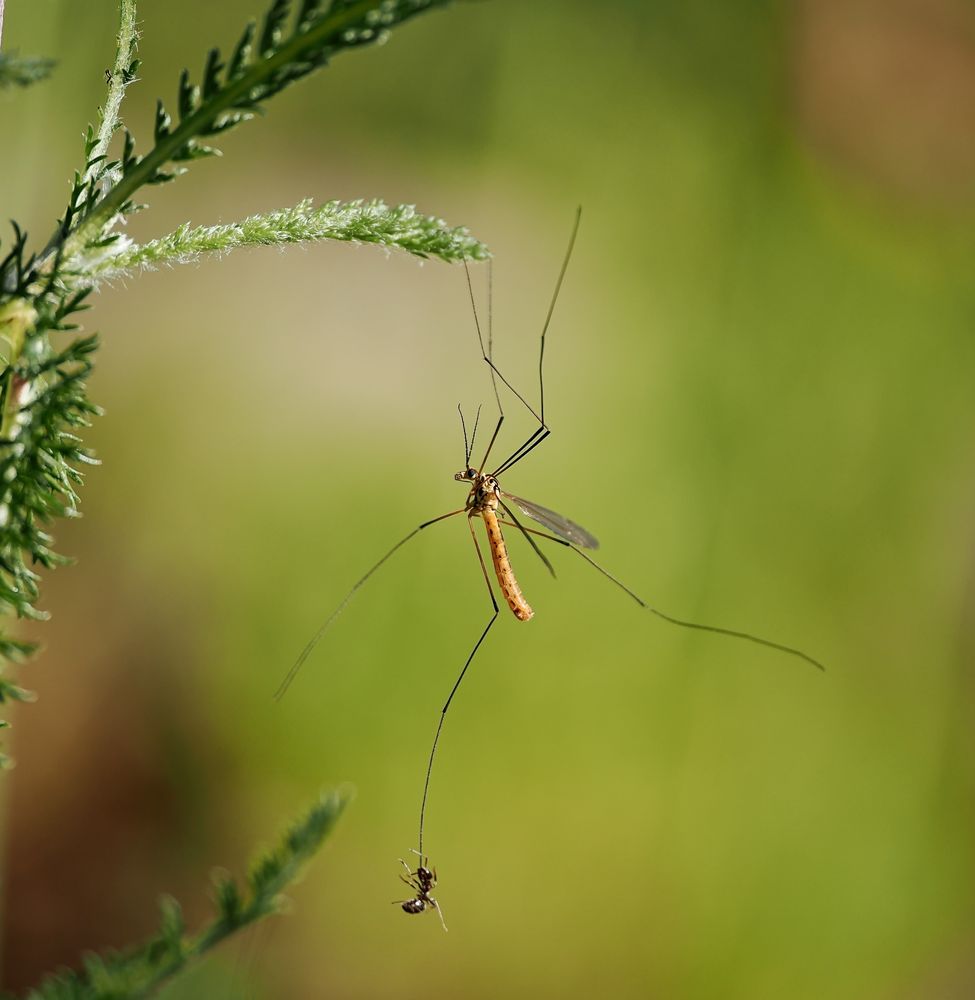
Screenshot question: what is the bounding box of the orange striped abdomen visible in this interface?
[481,509,534,621]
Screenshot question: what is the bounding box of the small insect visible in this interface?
[277,208,824,890]
[396,855,447,931]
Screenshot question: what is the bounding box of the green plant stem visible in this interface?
[88,0,139,178]
[59,0,431,262]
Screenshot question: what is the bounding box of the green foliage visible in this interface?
[0,0,480,984]
[0,0,485,767]
[59,0,456,267]
[0,52,56,88]
[13,789,350,1000]
[90,198,490,282]
[0,0,478,981]
[0,237,100,705]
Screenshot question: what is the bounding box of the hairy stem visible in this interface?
[89,0,139,178]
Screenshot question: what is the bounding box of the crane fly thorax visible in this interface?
[454,468,501,515]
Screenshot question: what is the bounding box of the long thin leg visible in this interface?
[537,206,581,426]
[418,516,500,859]
[495,520,825,672]
[499,498,555,578]
[484,210,582,477]
[433,899,448,932]
[464,261,541,424]
[492,426,550,478]
[476,413,505,476]
[274,508,467,701]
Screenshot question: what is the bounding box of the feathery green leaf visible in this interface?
[85,198,490,281]
[58,0,455,264]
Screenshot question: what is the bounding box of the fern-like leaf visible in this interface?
[59,0,453,263]
[15,790,349,1000]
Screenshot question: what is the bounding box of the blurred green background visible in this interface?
[2,0,974,997]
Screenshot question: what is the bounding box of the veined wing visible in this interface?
[503,492,600,549]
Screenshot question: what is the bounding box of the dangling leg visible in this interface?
[275,507,467,700]
[418,516,501,859]
[464,260,541,425]
[496,519,825,672]
[475,412,505,476]
[432,897,448,932]
[499,499,556,578]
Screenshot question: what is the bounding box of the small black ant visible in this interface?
[395,854,447,931]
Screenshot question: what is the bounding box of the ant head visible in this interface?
[416,866,435,884]
[454,467,478,484]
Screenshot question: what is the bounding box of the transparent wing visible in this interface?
[502,492,600,549]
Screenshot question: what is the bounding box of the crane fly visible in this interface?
[275,207,824,901]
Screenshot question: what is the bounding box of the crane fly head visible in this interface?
[454,467,478,484]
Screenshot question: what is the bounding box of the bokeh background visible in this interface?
[2,1,974,997]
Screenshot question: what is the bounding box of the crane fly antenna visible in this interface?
[468,404,483,466]
[495,518,825,672]
[458,402,484,469]
[458,404,470,466]
[274,508,466,701]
